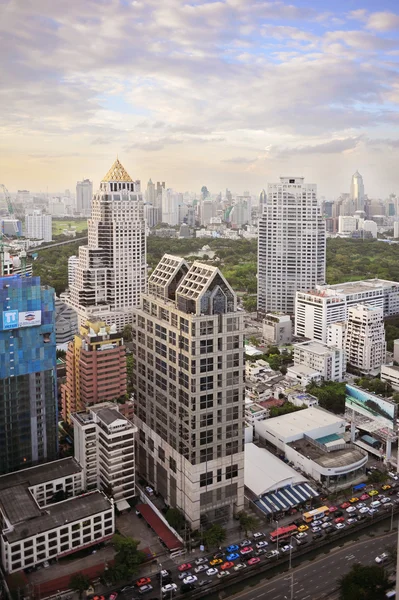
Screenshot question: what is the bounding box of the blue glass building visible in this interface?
[0,275,58,474]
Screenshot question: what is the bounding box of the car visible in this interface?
[313,532,323,539]
[349,497,359,503]
[256,548,268,556]
[213,551,225,559]
[381,497,392,504]
[144,486,154,496]
[298,525,308,532]
[335,517,345,524]
[178,563,192,572]
[253,532,264,539]
[247,557,261,566]
[161,584,177,594]
[157,569,172,580]
[182,576,197,585]
[233,563,247,571]
[240,546,253,555]
[265,550,279,559]
[256,541,268,549]
[335,522,345,530]
[388,472,398,481]
[340,502,350,509]
[240,539,252,546]
[382,485,392,491]
[321,516,331,523]
[312,527,321,533]
[220,561,234,571]
[178,572,190,580]
[194,557,208,565]
[136,578,151,588]
[138,586,153,595]
[226,552,240,561]
[360,493,370,500]
[321,522,331,529]
[217,571,230,579]
[120,586,135,594]
[346,506,357,514]
[226,544,239,553]
[359,506,369,514]
[369,508,378,515]
[370,500,382,509]
[198,579,212,587]
[347,517,357,525]
[357,502,366,508]
[206,568,218,576]
[281,544,294,553]
[369,489,379,496]
[210,558,223,566]
[357,513,368,521]
[194,564,208,574]
[296,532,308,540]
[328,505,338,512]
[311,520,322,527]
[375,552,389,564]
[109,594,118,600]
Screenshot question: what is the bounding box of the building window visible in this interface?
[200,448,214,463]
[200,394,213,410]
[170,457,177,473]
[200,430,213,445]
[199,471,213,487]
[158,447,165,462]
[226,464,238,479]
[200,320,213,335]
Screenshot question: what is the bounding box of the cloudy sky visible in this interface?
[1,0,399,198]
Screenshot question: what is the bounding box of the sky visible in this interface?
[1,0,399,198]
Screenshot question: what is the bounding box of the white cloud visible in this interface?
[366,11,399,32]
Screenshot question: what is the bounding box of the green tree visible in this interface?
[165,508,185,531]
[126,354,134,396]
[104,535,146,583]
[242,295,257,312]
[368,470,388,484]
[237,511,259,536]
[69,574,91,599]
[203,524,226,549]
[122,324,133,342]
[306,381,346,414]
[339,563,389,600]
[392,392,399,404]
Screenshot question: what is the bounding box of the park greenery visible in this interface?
[339,563,390,600]
[102,535,146,584]
[306,381,346,414]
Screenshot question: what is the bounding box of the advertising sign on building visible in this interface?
[2,310,18,330]
[345,384,398,431]
[18,310,42,328]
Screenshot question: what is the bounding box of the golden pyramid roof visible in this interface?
[102,158,133,183]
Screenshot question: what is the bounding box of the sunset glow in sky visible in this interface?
[1,0,399,197]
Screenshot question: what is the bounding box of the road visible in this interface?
[33,236,87,252]
[224,531,397,600]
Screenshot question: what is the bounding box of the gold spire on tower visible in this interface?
[102,158,133,183]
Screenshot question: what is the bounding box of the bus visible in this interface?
[270,524,297,543]
[302,506,330,523]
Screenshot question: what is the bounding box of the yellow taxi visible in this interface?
[382,485,391,491]
[297,525,309,532]
[349,497,359,503]
[210,558,223,566]
[369,489,379,497]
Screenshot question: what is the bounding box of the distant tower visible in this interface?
[76,179,93,215]
[259,189,267,212]
[350,171,365,212]
[146,179,156,205]
[258,177,326,315]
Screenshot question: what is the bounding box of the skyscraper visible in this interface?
[0,275,58,474]
[67,159,146,330]
[76,179,93,215]
[25,211,52,242]
[134,255,245,528]
[350,171,365,212]
[258,176,326,315]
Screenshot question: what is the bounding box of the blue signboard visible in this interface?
[2,310,18,330]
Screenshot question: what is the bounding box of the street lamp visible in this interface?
[159,562,163,600]
[274,519,279,554]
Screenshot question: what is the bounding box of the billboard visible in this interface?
[345,384,397,431]
[1,310,41,330]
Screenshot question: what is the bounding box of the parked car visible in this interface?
[312,527,321,533]
[109,594,118,600]
[220,562,234,571]
[240,539,252,546]
[206,568,218,576]
[335,523,345,530]
[382,485,392,491]
[298,525,308,532]
[369,490,379,497]
[311,520,322,527]
[136,578,151,588]
[138,586,153,595]
[281,544,294,553]
[381,497,392,504]
[178,563,192,572]
[226,544,239,553]
[328,506,338,513]
[313,532,323,539]
[157,569,171,580]
[296,532,308,540]
[253,532,264,539]
[194,557,208,565]
[340,502,351,509]
[161,584,177,594]
[194,565,208,574]
[265,550,279,559]
[347,517,357,525]
[240,546,253,555]
[346,506,357,514]
[247,557,261,566]
[334,517,345,524]
[210,558,223,566]
[349,497,359,503]
[178,572,190,581]
[226,552,240,561]
[145,486,154,496]
[198,579,212,587]
[256,541,268,549]
[359,507,369,514]
[217,571,230,578]
[233,563,247,571]
[360,493,370,501]
[182,576,197,585]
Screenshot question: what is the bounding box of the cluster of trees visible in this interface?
[32,238,86,295]
[247,345,293,374]
[306,381,346,414]
[269,402,305,418]
[354,377,393,398]
[101,535,146,585]
[339,563,391,600]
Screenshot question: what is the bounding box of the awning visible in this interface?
[116,499,130,511]
[136,503,183,551]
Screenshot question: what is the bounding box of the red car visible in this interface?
[247,557,261,566]
[136,578,151,587]
[334,517,345,524]
[240,546,253,555]
[360,493,369,501]
[340,502,350,509]
[220,561,234,571]
[328,505,337,513]
[178,563,192,572]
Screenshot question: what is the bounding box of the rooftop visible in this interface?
[258,406,345,439]
[288,437,367,469]
[3,492,111,543]
[294,340,336,356]
[102,158,133,183]
[0,458,82,493]
[288,364,321,376]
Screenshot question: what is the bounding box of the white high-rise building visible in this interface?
[345,304,386,374]
[161,188,179,225]
[25,211,52,242]
[134,255,245,528]
[146,179,156,205]
[293,340,346,382]
[338,215,358,235]
[76,179,93,215]
[68,255,79,288]
[350,171,365,212]
[257,176,326,315]
[66,159,146,331]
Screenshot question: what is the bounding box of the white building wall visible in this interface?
[25,212,52,242]
[345,304,386,373]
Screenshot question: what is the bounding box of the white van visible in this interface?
[385,590,395,598]
[370,500,381,508]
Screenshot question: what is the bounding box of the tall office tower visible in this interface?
[25,211,52,242]
[156,181,165,222]
[345,304,386,374]
[257,177,326,315]
[134,255,245,528]
[0,275,57,474]
[350,171,365,212]
[259,189,267,212]
[68,255,79,288]
[61,319,127,423]
[76,179,93,215]
[200,200,214,226]
[146,179,156,205]
[161,188,179,225]
[67,158,146,330]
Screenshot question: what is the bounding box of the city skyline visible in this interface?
[1,1,399,196]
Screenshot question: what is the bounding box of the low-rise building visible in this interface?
[245,402,269,425]
[286,364,322,387]
[71,403,137,509]
[287,392,319,408]
[293,340,346,382]
[0,459,114,574]
[381,364,399,390]
[262,313,292,345]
